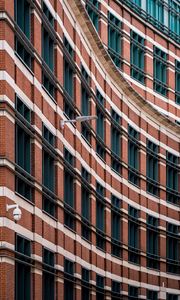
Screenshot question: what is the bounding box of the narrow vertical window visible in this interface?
[96,90,105,159]
[166,223,180,274]
[64,148,75,230]
[128,286,139,300]
[15,235,31,300]
[169,1,180,40]
[166,152,179,205]
[111,109,121,173]
[111,195,121,257]
[96,275,104,300]
[128,126,139,186]
[15,0,30,38]
[175,60,180,104]
[64,259,74,300]
[147,215,159,269]
[153,46,167,96]
[42,248,55,300]
[15,96,32,201]
[112,281,121,300]
[82,268,90,300]
[96,182,105,250]
[147,290,158,300]
[81,167,91,241]
[81,66,91,143]
[146,140,159,196]
[108,13,121,68]
[130,31,145,84]
[86,0,99,31]
[128,206,139,264]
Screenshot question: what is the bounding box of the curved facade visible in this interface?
[0,0,179,299]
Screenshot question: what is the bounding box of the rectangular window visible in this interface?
[81,168,91,241]
[96,183,105,250]
[128,206,139,264]
[43,126,55,147]
[15,38,32,69]
[166,223,180,274]
[128,126,139,186]
[86,0,99,31]
[43,195,56,217]
[112,281,120,300]
[147,215,159,269]
[167,295,178,300]
[146,0,164,26]
[64,259,74,300]
[15,0,30,38]
[64,60,74,99]
[43,2,54,27]
[146,140,159,196]
[42,72,55,98]
[166,152,179,205]
[42,27,54,71]
[175,60,180,104]
[15,235,31,300]
[96,90,105,160]
[111,195,121,257]
[128,285,138,300]
[42,151,54,192]
[111,109,121,173]
[108,13,121,68]
[82,268,90,300]
[153,46,167,96]
[43,248,55,300]
[15,96,32,201]
[96,275,104,300]
[130,31,145,84]
[81,67,91,143]
[169,1,180,40]
[64,149,74,229]
[147,290,158,300]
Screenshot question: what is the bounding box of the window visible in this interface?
[112,281,120,300]
[64,259,74,300]
[15,96,32,201]
[42,127,56,217]
[96,275,104,300]
[111,109,121,173]
[42,27,54,71]
[146,140,159,196]
[81,167,91,241]
[15,0,30,38]
[64,60,74,99]
[15,235,31,300]
[153,46,167,96]
[82,268,90,300]
[42,151,54,192]
[86,0,99,31]
[96,90,105,160]
[81,66,91,143]
[147,290,158,300]
[132,0,141,6]
[43,2,54,27]
[64,149,75,230]
[166,152,179,205]
[146,0,164,26]
[42,72,55,98]
[128,126,139,186]
[128,206,139,264]
[175,60,180,104]
[147,215,159,269]
[128,285,138,300]
[169,1,180,40]
[43,248,55,300]
[96,183,105,250]
[15,39,32,69]
[167,295,178,300]
[111,195,121,257]
[108,13,121,68]
[130,31,145,84]
[166,223,180,274]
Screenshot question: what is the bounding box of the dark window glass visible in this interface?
[130,31,145,83]
[147,215,159,269]
[166,151,179,205]
[15,235,31,300]
[153,46,167,96]
[175,60,180,104]
[15,0,30,38]
[96,275,104,300]
[166,223,180,274]
[82,268,90,300]
[128,285,138,300]
[42,27,54,71]
[146,140,159,196]
[128,206,139,264]
[43,248,55,300]
[64,259,74,300]
[108,13,121,68]
[128,126,139,186]
[86,0,99,31]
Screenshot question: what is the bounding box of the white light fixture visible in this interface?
[6,204,22,222]
[60,115,97,129]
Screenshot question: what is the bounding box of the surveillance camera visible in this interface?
[13,207,22,222]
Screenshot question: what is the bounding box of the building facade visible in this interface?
[0,0,180,299]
